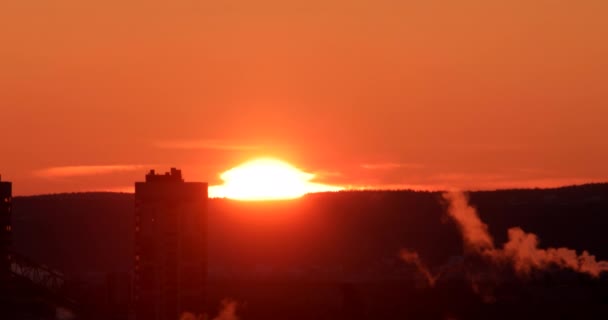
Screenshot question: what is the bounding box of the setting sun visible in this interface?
[209,158,343,200]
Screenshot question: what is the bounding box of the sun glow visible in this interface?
[209,158,343,200]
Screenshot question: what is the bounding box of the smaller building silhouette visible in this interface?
[0,175,11,278]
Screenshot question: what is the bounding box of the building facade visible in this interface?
[0,176,11,278]
[133,169,208,320]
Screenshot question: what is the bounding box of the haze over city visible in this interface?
[2,0,608,195]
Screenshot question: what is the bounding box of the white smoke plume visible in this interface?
[179,299,239,320]
[400,249,440,287]
[179,312,199,320]
[212,299,239,320]
[443,191,608,278]
[442,192,494,252]
[55,307,75,320]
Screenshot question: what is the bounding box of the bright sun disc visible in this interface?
[209,158,342,200]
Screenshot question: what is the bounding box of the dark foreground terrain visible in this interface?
[7,183,608,319]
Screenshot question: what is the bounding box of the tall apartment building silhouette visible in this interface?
[133,168,208,320]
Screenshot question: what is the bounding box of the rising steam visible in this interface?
[55,307,75,320]
[212,299,239,320]
[400,191,608,291]
[442,192,494,252]
[443,191,608,278]
[400,249,440,287]
[179,299,239,320]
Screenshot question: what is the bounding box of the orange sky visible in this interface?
[1,0,607,195]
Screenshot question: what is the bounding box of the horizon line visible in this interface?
[11,181,608,198]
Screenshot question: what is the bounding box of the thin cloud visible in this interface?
[35,165,146,178]
[315,170,343,178]
[478,177,608,190]
[155,139,260,151]
[348,183,446,192]
[94,185,135,193]
[430,173,607,191]
[360,162,425,170]
[450,143,527,152]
